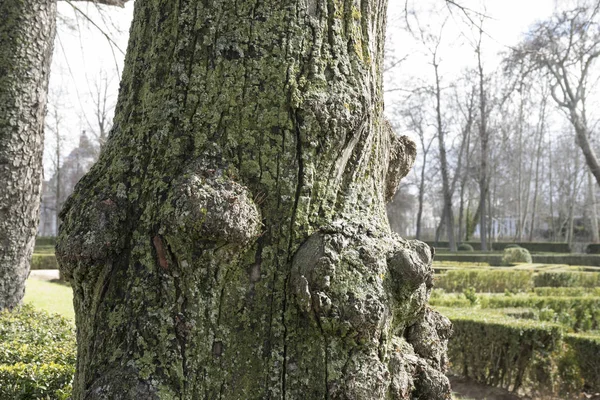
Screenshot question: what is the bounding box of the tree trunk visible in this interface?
[57,2,452,399]
[0,0,56,310]
[433,61,455,251]
[589,172,600,242]
[476,34,488,251]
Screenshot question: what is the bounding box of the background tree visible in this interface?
[57,1,452,398]
[0,0,129,311]
[514,2,600,187]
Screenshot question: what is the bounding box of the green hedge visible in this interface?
[441,307,562,394]
[565,334,600,392]
[586,244,600,254]
[532,254,600,266]
[30,254,58,270]
[501,247,532,266]
[439,307,600,396]
[534,271,600,287]
[34,237,56,247]
[433,294,600,332]
[534,287,600,297]
[0,305,74,399]
[427,241,571,253]
[433,253,503,265]
[434,269,533,293]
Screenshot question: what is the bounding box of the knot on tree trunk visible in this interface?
[161,164,262,246]
[384,121,417,203]
[56,196,127,280]
[290,225,451,399]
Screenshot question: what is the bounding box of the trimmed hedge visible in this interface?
[441,307,562,394]
[433,294,600,332]
[565,334,600,392]
[439,307,600,396]
[0,305,74,399]
[433,253,600,266]
[34,237,56,247]
[30,254,58,270]
[534,271,600,288]
[434,269,533,293]
[534,287,600,297]
[586,243,600,254]
[427,241,572,253]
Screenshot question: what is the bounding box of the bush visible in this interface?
[34,237,56,247]
[30,254,58,270]
[0,305,74,399]
[434,269,533,293]
[505,244,521,249]
[565,334,600,392]
[457,243,474,252]
[439,307,600,396]
[586,244,600,254]
[442,307,563,394]
[534,271,600,288]
[531,254,600,266]
[534,287,600,297]
[502,247,532,266]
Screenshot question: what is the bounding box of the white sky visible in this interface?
[45,0,565,176]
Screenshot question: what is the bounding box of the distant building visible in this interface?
[38,131,99,236]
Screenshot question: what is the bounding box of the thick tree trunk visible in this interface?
[57,1,452,399]
[0,0,56,310]
[589,172,600,242]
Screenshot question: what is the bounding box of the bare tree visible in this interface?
[514,2,600,187]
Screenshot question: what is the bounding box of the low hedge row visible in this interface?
[534,271,600,287]
[433,252,600,266]
[432,295,600,332]
[0,305,75,399]
[439,307,600,396]
[587,243,600,254]
[34,237,56,247]
[534,287,600,297]
[30,254,58,270]
[434,269,533,293]
[427,241,572,253]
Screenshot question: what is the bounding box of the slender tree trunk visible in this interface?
[433,61,455,251]
[529,98,546,242]
[57,2,452,399]
[476,34,488,251]
[0,0,56,310]
[589,172,600,242]
[416,149,428,240]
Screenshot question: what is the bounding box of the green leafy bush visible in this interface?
[434,269,533,293]
[34,237,56,247]
[534,271,600,288]
[0,305,74,399]
[457,243,474,252]
[586,244,600,254]
[441,307,563,394]
[501,247,532,266]
[565,334,600,392]
[534,287,600,297]
[30,254,58,270]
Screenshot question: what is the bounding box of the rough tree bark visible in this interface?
[0,0,56,310]
[57,1,452,399]
[0,0,130,311]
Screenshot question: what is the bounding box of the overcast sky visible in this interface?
[45,0,562,176]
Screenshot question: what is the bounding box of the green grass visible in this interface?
[23,279,74,321]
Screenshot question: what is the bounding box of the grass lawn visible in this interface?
[23,278,74,320]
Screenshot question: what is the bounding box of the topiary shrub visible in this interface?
[457,243,474,252]
[502,247,532,266]
[0,305,75,399]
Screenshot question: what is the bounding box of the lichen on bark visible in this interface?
[57,0,452,398]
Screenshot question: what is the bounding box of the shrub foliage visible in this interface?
[0,305,74,399]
